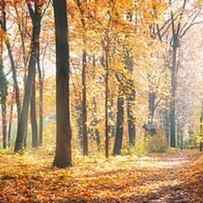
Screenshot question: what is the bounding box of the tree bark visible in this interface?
[31,66,38,148]
[124,48,136,146]
[0,1,19,148]
[53,0,72,168]
[170,45,177,148]
[77,104,83,152]
[92,96,101,151]
[15,11,41,152]
[105,49,109,158]
[163,108,170,146]
[0,3,8,149]
[0,64,7,149]
[127,89,136,147]
[1,102,7,148]
[37,61,44,146]
[82,50,88,155]
[30,11,41,149]
[8,96,14,147]
[76,0,88,156]
[95,129,101,152]
[113,89,124,156]
[1,2,21,122]
[5,40,21,121]
[200,101,203,151]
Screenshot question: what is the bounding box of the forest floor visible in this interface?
[0,149,203,203]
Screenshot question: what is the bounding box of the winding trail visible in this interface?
[128,151,203,203]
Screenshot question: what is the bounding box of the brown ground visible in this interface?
[0,149,203,203]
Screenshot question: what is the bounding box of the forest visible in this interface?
[1,0,203,202]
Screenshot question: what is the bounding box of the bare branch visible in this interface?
[180,9,202,38]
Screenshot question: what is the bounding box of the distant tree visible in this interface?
[0,1,21,131]
[113,87,124,155]
[155,0,202,147]
[75,0,88,156]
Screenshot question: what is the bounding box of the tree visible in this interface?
[0,1,21,133]
[123,47,136,147]
[113,87,124,155]
[155,0,202,147]
[53,0,72,168]
[15,1,44,151]
[0,0,8,148]
[75,0,88,156]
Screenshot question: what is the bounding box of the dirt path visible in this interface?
[134,152,193,169]
[128,151,203,203]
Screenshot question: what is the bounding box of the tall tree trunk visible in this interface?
[15,14,41,152]
[124,48,136,146]
[30,15,42,149]
[15,52,35,152]
[113,89,124,155]
[109,96,115,138]
[1,3,21,122]
[0,62,7,149]
[53,0,72,168]
[37,61,44,146]
[82,50,88,155]
[95,129,101,152]
[164,108,170,146]
[8,96,14,147]
[0,63,8,149]
[76,0,88,156]
[0,1,20,147]
[5,40,21,122]
[148,91,156,124]
[127,88,136,147]
[77,104,83,152]
[1,103,7,148]
[0,3,8,149]
[177,121,180,148]
[200,101,203,151]
[170,45,177,148]
[92,56,101,151]
[105,49,109,158]
[92,96,101,151]
[31,67,38,148]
